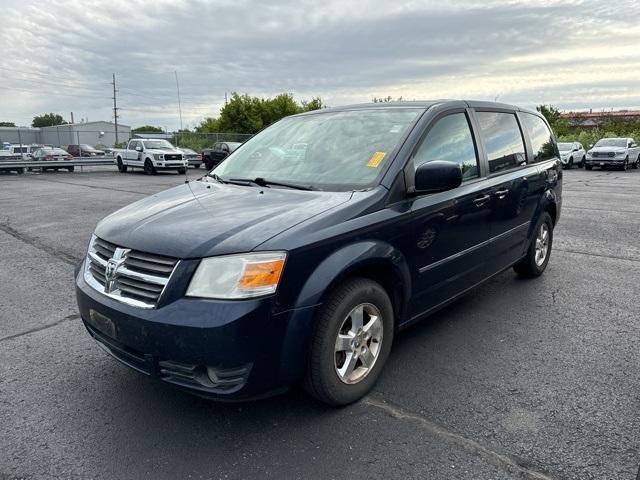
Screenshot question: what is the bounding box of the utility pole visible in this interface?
[174,71,183,147]
[70,112,75,124]
[225,92,228,105]
[112,73,119,145]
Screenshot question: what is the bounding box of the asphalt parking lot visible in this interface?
[1,166,639,480]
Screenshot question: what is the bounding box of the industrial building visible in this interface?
[0,121,131,148]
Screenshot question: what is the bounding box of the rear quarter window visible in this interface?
[475,111,526,174]
[520,113,558,163]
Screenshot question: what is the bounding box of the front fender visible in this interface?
[294,240,411,313]
[276,241,412,384]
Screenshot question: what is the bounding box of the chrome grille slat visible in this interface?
[84,236,178,309]
[124,257,175,274]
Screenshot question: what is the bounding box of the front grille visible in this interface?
[164,154,181,160]
[85,236,178,308]
[592,152,615,158]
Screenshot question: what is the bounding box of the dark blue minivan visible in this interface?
[75,100,561,405]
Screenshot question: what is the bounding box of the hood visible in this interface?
[147,148,181,154]
[591,146,626,153]
[95,179,352,258]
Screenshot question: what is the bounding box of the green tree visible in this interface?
[32,113,67,128]
[132,125,164,133]
[0,121,16,127]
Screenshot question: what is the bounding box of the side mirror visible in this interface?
[135,146,143,152]
[589,144,594,148]
[413,160,462,194]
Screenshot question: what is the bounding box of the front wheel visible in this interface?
[579,156,585,168]
[303,277,394,406]
[621,158,628,171]
[513,212,553,278]
[67,166,75,172]
[585,164,593,170]
[144,159,157,175]
[633,156,639,169]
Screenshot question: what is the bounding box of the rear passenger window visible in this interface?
[412,113,479,180]
[476,112,526,173]
[520,113,558,163]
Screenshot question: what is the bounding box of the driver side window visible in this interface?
[412,113,479,181]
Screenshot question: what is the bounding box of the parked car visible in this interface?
[115,139,187,174]
[76,100,561,406]
[202,141,242,169]
[557,142,586,169]
[6,144,41,160]
[179,148,203,168]
[585,137,640,170]
[0,151,25,174]
[31,147,75,172]
[66,144,106,157]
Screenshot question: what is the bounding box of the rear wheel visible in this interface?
[585,164,593,170]
[204,156,213,170]
[117,157,128,173]
[67,166,74,172]
[579,156,585,168]
[17,167,25,174]
[633,155,640,169]
[513,212,553,278]
[144,158,157,175]
[303,277,394,406]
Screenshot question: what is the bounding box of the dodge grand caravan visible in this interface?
[75,100,562,406]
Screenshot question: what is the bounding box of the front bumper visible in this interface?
[75,261,316,400]
[585,157,625,166]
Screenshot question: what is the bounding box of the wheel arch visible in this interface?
[293,241,412,326]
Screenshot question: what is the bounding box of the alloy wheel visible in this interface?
[334,303,383,384]
[535,223,550,267]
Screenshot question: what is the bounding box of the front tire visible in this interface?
[144,159,157,175]
[67,166,74,172]
[513,212,553,278]
[579,156,585,168]
[303,277,394,406]
[621,158,628,171]
[204,156,213,170]
[585,164,593,170]
[633,155,639,169]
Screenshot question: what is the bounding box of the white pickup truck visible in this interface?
[585,137,640,171]
[115,138,187,175]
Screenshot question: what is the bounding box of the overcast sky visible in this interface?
[1,0,639,130]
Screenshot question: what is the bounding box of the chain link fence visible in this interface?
[1,127,253,153]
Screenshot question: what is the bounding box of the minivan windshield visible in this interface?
[595,138,627,148]
[211,108,422,191]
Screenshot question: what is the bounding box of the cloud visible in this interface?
[1,0,639,129]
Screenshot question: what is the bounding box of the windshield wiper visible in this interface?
[228,177,316,191]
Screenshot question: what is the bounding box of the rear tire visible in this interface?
[117,157,128,173]
[303,277,394,406]
[144,159,157,175]
[585,164,593,170]
[513,212,553,278]
[204,156,213,170]
[579,156,585,168]
[17,167,25,174]
[633,155,639,169]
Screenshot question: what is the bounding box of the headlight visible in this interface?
[153,153,164,160]
[186,252,286,299]
[617,151,626,156]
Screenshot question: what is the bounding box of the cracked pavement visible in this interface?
[1,167,639,479]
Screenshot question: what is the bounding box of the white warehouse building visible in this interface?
[0,121,130,148]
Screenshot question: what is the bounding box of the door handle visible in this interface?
[494,188,509,199]
[473,194,491,206]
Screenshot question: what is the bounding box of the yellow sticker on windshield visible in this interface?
[367,151,386,168]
